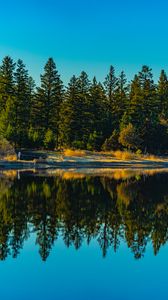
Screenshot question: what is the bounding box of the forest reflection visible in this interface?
[0,169,168,261]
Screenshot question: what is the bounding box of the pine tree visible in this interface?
[0,56,16,144]
[59,75,82,148]
[157,70,168,118]
[104,65,117,131]
[32,58,63,148]
[114,71,128,127]
[14,59,32,146]
[87,77,108,150]
[121,66,160,152]
[104,65,117,108]
[0,56,15,110]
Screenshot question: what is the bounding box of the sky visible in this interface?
[0,0,168,85]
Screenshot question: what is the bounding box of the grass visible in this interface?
[111,150,137,160]
[100,150,164,161]
[142,154,160,161]
[3,154,17,161]
[63,149,87,157]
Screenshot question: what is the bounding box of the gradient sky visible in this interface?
[0,0,168,84]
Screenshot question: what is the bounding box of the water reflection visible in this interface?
[0,169,168,261]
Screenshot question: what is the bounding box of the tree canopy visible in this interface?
[0,56,168,154]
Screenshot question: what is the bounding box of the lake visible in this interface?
[0,169,167,300]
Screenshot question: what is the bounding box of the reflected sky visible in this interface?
[0,169,167,299]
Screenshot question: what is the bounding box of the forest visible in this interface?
[0,56,168,154]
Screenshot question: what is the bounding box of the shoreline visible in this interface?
[1,158,168,170]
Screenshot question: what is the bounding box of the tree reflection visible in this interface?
[0,170,167,260]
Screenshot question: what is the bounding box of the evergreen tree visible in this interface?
[59,72,91,149]
[32,58,63,148]
[59,75,83,148]
[0,56,15,110]
[0,55,167,153]
[0,56,16,143]
[114,71,128,128]
[104,65,117,131]
[157,70,168,119]
[104,65,117,106]
[14,59,32,146]
[87,77,108,150]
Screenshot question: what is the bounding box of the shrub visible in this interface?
[102,130,121,151]
[87,131,102,151]
[119,123,142,151]
[28,127,42,148]
[112,150,136,160]
[72,140,85,149]
[44,129,56,150]
[0,137,15,158]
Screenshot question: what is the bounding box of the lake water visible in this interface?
[0,169,168,300]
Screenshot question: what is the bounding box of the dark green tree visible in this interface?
[32,58,63,148]
[0,56,15,110]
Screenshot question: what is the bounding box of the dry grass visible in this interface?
[3,154,17,161]
[2,170,17,177]
[142,154,161,161]
[62,172,85,180]
[63,149,86,157]
[101,150,165,162]
[112,150,137,160]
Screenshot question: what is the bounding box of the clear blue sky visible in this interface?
[0,0,168,84]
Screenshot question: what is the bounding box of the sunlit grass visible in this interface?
[3,154,17,161]
[63,149,87,157]
[111,150,136,160]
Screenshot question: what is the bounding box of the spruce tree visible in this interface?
[0,56,16,144]
[32,58,63,148]
[59,75,82,148]
[87,77,108,150]
[114,71,128,126]
[0,56,15,109]
[157,70,168,118]
[14,59,32,146]
[104,65,117,108]
[104,65,117,131]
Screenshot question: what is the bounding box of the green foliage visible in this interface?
[44,129,55,150]
[102,129,120,151]
[31,57,63,148]
[28,127,41,148]
[0,55,167,153]
[0,137,15,157]
[119,123,142,150]
[87,131,103,151]
[71,140,85,149]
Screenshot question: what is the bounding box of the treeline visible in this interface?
[1,56,168,153]
[0,172,168,260]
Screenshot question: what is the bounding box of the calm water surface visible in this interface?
[0,169,168,300]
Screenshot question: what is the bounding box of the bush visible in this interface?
[112,150,136,160]
[119,123,142,151]
[71,140,85,149]
[102,130,121,151]
[87,131,103,151]
[0,137,15,158]
[44,129,56,150]
[28,127,42,148]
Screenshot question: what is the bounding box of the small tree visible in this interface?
[0,137,15,157]
[119,123,142,151]
[44,129,56,150]
[102,129,120,151]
